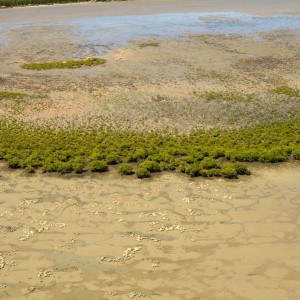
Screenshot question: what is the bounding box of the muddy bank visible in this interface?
[0,163,300,299]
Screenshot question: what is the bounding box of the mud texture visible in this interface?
[0,162,300,299]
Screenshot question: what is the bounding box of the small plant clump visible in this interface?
[136,168,151,179]
[118,164,134,175]
[89,160,108,172]
[21,58,106,70]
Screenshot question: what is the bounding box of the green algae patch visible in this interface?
[21,58,106,70]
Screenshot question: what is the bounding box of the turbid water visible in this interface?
[0,162,300,299]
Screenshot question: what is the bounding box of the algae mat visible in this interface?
[0,163,299,299]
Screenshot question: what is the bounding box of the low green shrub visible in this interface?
[221,164,238,179]
[200,157,221,169]
[106,153,121,165]
[136,168,150,179]
[118,164,134,175]
[258,149,287,163]
[233,163,251,175]
[200,168,221,177]
[139,160,161,173]
[89,160,108,172]
[185,163,201,177]
[291,148,300,160]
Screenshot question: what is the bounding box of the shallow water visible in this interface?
[72,13,300,50]
[1,12,300,52]
[0,163,299,299]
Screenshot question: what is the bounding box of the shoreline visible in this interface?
[1,0,300,24]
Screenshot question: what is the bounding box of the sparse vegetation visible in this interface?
[139,42,160,48]
[21,58,106,70]
[194,91,247,102]
[0,91,28,100]
[272,86,300,97]
[0,0,126,8]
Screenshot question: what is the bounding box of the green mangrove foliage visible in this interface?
[0,120,299,178]
[0,0,126,8]
[118,164,134,175]
[21,58,106,70]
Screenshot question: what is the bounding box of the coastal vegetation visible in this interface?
[0,119,299,178]
[0,0,126,8]
[21,58,106,70]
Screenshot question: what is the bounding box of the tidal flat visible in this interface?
[0,0,300,298]
[0,162,300,299]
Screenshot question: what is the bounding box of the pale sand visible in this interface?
[0,162,300,299]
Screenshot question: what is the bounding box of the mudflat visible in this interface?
[0,162,300,299]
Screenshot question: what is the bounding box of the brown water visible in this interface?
[0,162,299,299]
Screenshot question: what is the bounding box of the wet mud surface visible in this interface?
[0,163,300,299]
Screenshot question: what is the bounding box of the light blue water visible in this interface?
[1,12,300,50]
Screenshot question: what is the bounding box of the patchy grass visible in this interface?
[272,86,300,97]
[0,91,28,100]
[139,42,160,48]
[194,91,248,102]
[21,58,106,70]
